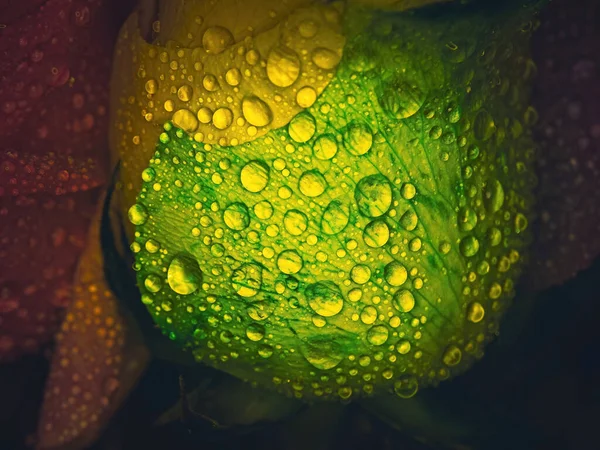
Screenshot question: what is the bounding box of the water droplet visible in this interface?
[177,85,193,102]
[267,46,301,87]
[313,134,338,160]
[399,210,418,231]
[396,340,411,354]
[345,122,373,156]
[246,323,265,341]
[393,289,415,313]
[355,174,393,218]
[277,250,303,274]
[197,107,213,124]
[254,200,273,219]
[241,160,270,192]
[289,112,316,143]
[305,281,344,317]
[363,220,390,248]
[321,200,350,235]
[231,263,262,297]
[459,236,480,257]
[367,325,389,346]
[384,261,408,286]
[212,107,233,129]
[394,375,418,398]
[167,253,203,295]
[128,204,148,225]
[442,344,462,366]
[301,337,344,370]
[311,47,341,70]
[350,265,371,285]
[298,20,319,38]
[223,202,250,230]
[258,344,274,358]
[467,302,485,323]
[202,26,234,54]
[202,74,220,92]
[379,82,423,119]
[299,170,327,197]
[145,79,158,94]
[296,86,317,108]
[172,109,199,133]
[225,68,241,86]
[284,210,308,235]
[144,274,162,293]
[457,207,478,231]
[142,168,156,182]
[242,96,273,127]
[514,213,528,233]
[401,183,416,200]
[360,305,377,324]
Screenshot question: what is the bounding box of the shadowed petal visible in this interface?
[36,194,149,450]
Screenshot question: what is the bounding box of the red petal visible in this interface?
[527,0,600,290]
[0,190,99,361]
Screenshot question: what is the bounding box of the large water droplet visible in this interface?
[241,160,270,193]
[231,263,262,297]
[283,210,308,235]
[384,261,408,287]
[355,174,393,218]
[311,47,341,70]
[394,375,418,398]
[289,112,316,143]
[172,109,199,132]
[457,207,478,232]
[442,344,462,366]
[202,26,234,54]
[459,236,480,257]
[242,96,273,127]
[167,253,203,295]
[367,325,389,346]
[466,301,485,323]
[144,274,162,293]
[277,250,303,274]
[351,265,371,285]
[223,202,250,230]
[393,289,415,313]
[266,46,301,87]
[306,281,344,317]
[360,305,377,324]
[379,82,424,120]
[128,203,148,225]
[246,323,265,341]
[399,209,418,231]
[345,121,373,156]
[301,336,344,370]
[321,200,350,235]
[313,134,338,160]
[363,220,390,248]
[299,170,327,197]
[212,107,233,129]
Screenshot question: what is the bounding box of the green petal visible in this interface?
[129,1,541,400]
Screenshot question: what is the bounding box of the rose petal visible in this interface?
[527,0,600,290]
[37,194,149,449]
[0,190,99,361]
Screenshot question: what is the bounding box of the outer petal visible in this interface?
[36,192,149,450]
[526,0,600,290]
[0,0,132,360]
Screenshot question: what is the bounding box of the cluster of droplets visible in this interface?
[127,5,537,401]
